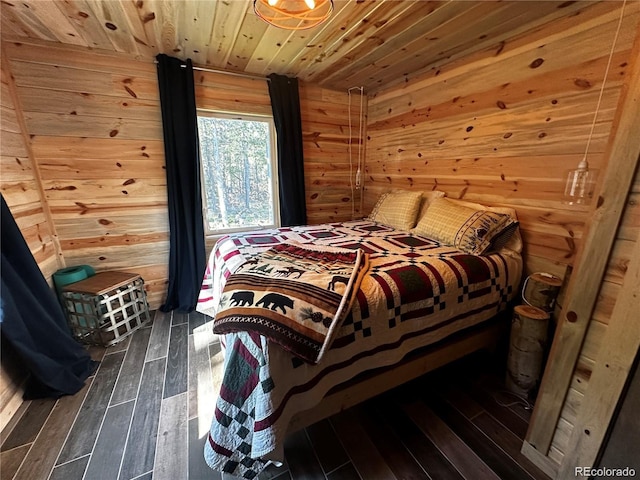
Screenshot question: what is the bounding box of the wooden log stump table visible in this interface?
[522,272,562,312]
[506,305,550,398]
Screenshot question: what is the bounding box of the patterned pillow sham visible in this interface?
[366,190,423,231]
[413,198,519,255]
[445,198,523,254]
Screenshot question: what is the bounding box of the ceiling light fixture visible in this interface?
[254,0,334,30]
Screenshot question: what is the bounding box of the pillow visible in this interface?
[416,190,446,222]
[367,190,423,231]
[413,198,519,255]
[445,198,523,254]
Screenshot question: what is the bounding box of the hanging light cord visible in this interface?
[582,0,627,167]
[348,86,364,220]
[348,88,355,219]
[356,87,364,192]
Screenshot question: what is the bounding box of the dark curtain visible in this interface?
[267,73,307,226]
[0,195,97,399]
[156,54,206,313]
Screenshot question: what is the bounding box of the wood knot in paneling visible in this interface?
[529,58,544,69]
[574,78,592,89]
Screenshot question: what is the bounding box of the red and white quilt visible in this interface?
[197,220,522,478]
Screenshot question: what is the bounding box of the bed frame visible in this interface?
[287,313,509,432]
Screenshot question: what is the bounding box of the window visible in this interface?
[197,112,279,235]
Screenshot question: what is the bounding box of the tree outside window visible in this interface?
[197,112,279,235]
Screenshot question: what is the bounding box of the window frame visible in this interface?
[197,109,280,237]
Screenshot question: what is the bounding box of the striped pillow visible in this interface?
[416,190,446,222]
[413,198,518,255]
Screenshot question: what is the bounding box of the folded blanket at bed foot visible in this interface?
[212,241,370,364]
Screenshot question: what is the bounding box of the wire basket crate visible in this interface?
[62,271,151,346]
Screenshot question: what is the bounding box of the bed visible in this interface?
[196,194,523,478]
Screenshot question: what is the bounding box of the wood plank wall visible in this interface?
[1,49,61,281]
[2,38,361,310]
[365,2,639,283]
[547,163,640,466]
[365,1,640,471]
[3,39,170,310]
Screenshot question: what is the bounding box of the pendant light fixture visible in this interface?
[254,0,334,30]
[564,157,595,206]
[564,0,626,206]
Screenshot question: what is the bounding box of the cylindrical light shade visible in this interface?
[254,0,334,30]
[564,166,597,205]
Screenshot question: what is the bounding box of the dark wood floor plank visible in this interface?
[439,384,485,420]
[271,471,293,480]
[258,458,290,480]
[164,324,188,399]
[465,379,530,439]
[1,398,56,451]
[0,444,31,480]
[188,335,199,419]
[57,351,126,464]
[330,409,396,480]
[424,394,535,480]
[284,428,325,480]
[305,418,349,474]
[359,402,430,480]
[13,377,94,480]
[155,392,188,479]
[403,400,500,480]
[327,462,361,480]
[189,327,221,423]
[439,385,545,480]
[111,326,152,405]
[188,311,208,334]
[189,417,222,480]
[146,311,171,361]
[83,400,135,480]
[471,412,550,480]
[132,472,152,480]
[119,357,166,480]
[172,312,189,326]
[88,345,107,363]
[106,335,132,354]
[508,400,534,423]
[377,399,464,480]
[49,455,90,480]
[475,374,534,423]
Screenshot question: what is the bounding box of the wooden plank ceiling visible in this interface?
[1,0,584,94]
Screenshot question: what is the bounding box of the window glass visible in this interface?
[197,113,279,235]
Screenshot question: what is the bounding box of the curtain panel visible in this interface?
[156,54,206,312]
[267,73,307,227]
[0,195,97,399]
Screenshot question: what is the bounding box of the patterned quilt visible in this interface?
[197,220,522,478]
[213,242,369,364]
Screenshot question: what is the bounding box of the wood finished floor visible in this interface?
[1,311,549,480]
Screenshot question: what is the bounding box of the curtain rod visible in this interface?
[154,59,269,82]
[191,64,269,82]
